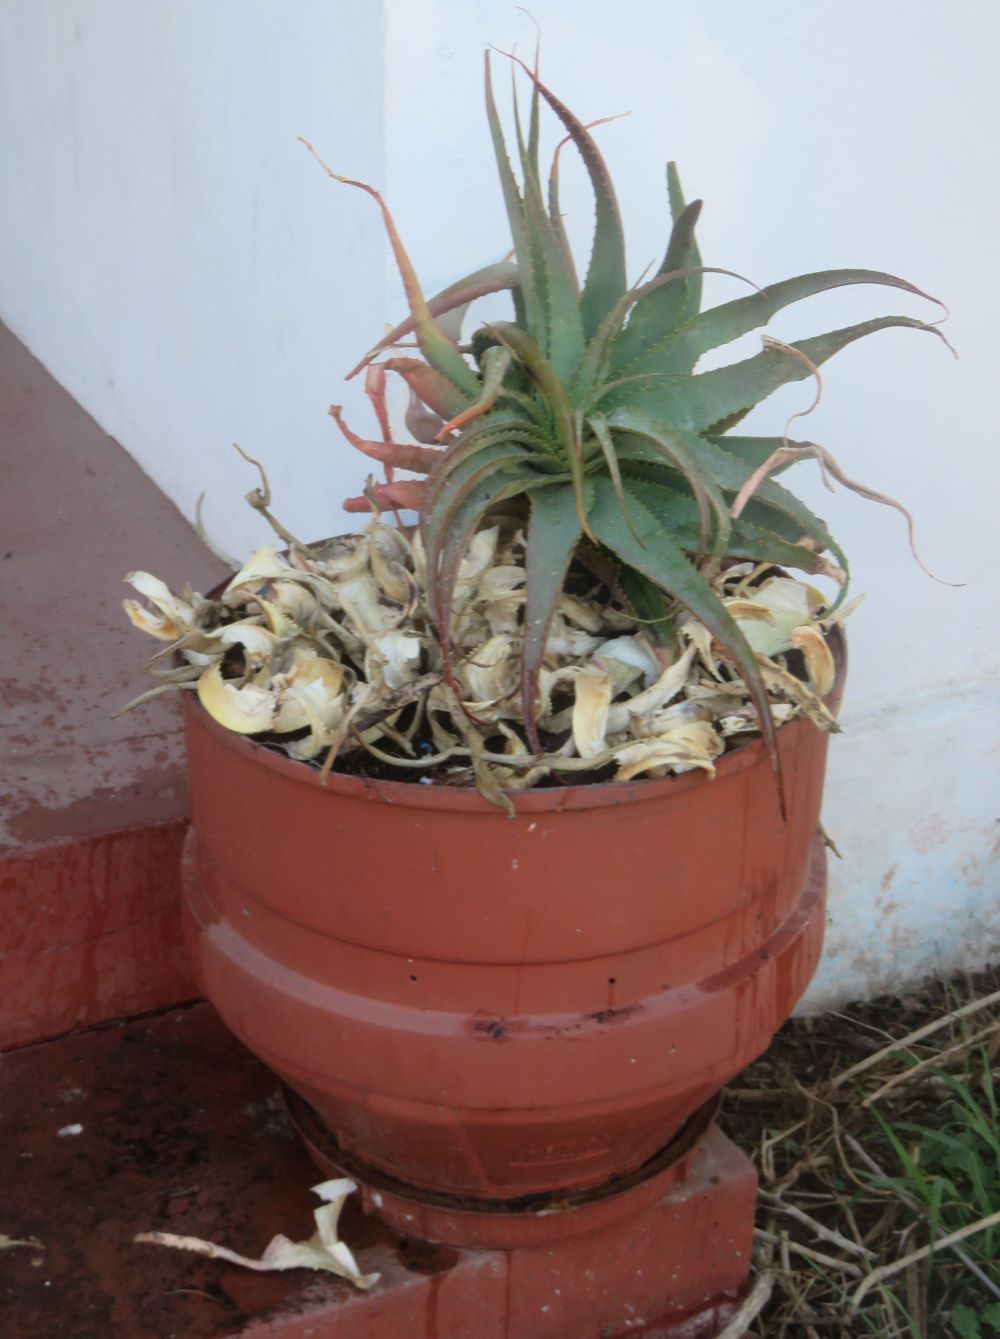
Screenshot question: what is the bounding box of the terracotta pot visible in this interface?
[181,628,843,1203]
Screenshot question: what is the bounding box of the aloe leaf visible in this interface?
[604,405,731,556]
[430,465,563,696]
[424,412,551,495]
[614,423,849,590]
[619,466,830,574]
[421,437,535,548]
[509,56,584,376]
[515,112,586,378]
[427,465,537,688]
[382,357,471,420]
[665,162,703,319]
[435,346,514,438]
[707,434,801,475]
[521,484,585,749]
[328,405,441,475]
[574,267,750,410]
[547,113,626,296]
[618,569,676,644]
[484,321,589,533]
[485,53,545,343]
[587,413,641,543]
[506,55,627,338]
[307,155,480,398]
[611,166,704,371]
[509,62,553,356]
[547,132,579,289]
[420,416,561,557]
[588,476,780,779]
[626,268,947,379]
[526,35,541,169]
[644,315,949,435]
[422,449,533,614]
[346,259,520,377]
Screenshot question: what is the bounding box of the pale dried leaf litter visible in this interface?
[135,1178,378,1291]
[122,514,848,803]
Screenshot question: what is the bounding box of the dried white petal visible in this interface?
[135,1178,378,1291]
[370,630,422,691]
[614,720,723,781]
[461,634,516,711]
[606,645,697,733]
[224,546,294,594]
[197,664,276,734]
[790,625,836,697]
[593,636,660,691]
[727,577,821,657]
[559,594,605,633]
[124,572,197,640]
[572,667,612,759]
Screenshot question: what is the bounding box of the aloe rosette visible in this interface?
[325,52,947,771]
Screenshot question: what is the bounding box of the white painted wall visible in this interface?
[0,0,385,560]
[1,0,997,1004]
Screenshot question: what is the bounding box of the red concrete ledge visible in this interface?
[0,822,196,1048]
[0,322,227,1046]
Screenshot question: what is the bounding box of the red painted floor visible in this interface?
[0,1004,752,1339]
[0,324,228,1045]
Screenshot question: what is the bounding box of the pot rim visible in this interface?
[183,623,845,817]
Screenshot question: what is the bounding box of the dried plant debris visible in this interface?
[122,511,845,804]
[721,965,1000,1338]
[135,1178,378,1291]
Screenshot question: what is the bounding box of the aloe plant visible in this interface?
[322,52,947,769]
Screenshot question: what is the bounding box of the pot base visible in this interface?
[286,1087,723,1250]
[292,1091,757,1336]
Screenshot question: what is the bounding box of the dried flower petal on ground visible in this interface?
[135,1178,378,1291]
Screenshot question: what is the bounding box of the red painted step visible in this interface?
[0,1003,755,1338]
[0,323,227,1047]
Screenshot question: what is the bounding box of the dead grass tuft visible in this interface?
[720,964,1000,1339]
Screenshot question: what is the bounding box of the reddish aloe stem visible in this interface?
[363,364,405,529]
[329,405,441,475]
[343,480,428,514]
[382,357,470,420]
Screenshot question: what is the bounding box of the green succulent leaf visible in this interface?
[617,568,676,645]
[587,476,780,773]
[619,467,830,575]
[706,435,801,475]
[665,162,704,320]
[484,52,545,342]
[436,345,514,437]
[422,442,534,583]
[621,268,945,380]
[510,57,627,338]
[621,315,947,435]
[610,165,704,371]
[521,484,586,748]
[349,258,519,376]
[604,405,731,556]
[587,413,641,543]
[547,135,580,291]
[428,466,541,688]
[515,127,585,377]
[484,321,590,531]
[614,426,849,591]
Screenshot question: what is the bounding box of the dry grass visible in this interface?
[719,965,1000,1339]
